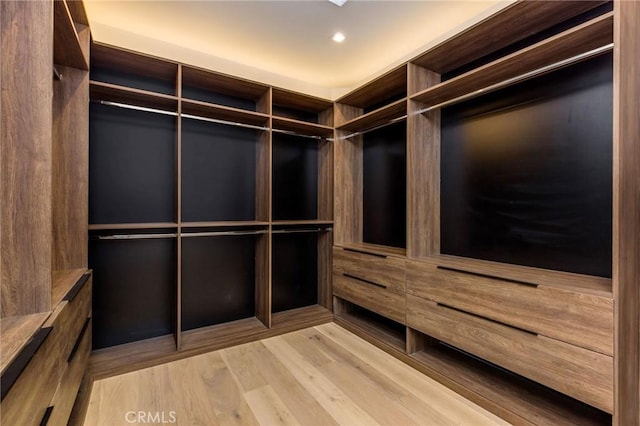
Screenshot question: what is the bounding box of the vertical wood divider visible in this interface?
[317,105,335,311]
[176,64,183,350]
[333,127,363,245]
[256,87,272,328]
[613,1,640,424]
[406,63,441,259]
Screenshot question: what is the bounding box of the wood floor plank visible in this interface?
[244,385,298,426]
[262,336,381,426]
[315,323,511,426]
[84,324,508,426]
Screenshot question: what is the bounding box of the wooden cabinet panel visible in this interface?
[334,274,405,324]
[407,295,613,413]
[333,247,406,294]
[407,260,613,355]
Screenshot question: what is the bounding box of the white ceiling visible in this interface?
[85,0,513,99]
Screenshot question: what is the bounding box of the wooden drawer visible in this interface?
[407,295,613,413]
[47,318,92,426]
[333,246,406,294]
[406,261,613,355]
[334,273,406,324]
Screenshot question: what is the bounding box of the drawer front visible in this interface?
[407,261,613,355]
[407,295,613,413]
[334,273,405,324]
[333,247,406,294]
[48,319,92,426]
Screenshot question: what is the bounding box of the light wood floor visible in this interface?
[83,323,510,426]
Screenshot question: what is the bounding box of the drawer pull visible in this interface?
[343,248,387,258]
[40,406,54,426]
[1,326,53,401]
[64,273,91,302]
[68,317,91,363]
[343,273,387,289]
[437,266,538,288]
[436,303,538,336]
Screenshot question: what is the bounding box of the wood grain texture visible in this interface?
[317,232,333,310]
[51,268,87,307]
[407,260,613,356]
[1,0,53,317]
[613,0,640,424]
[318,137,334,222]
[406,67,440,259]
[255,232,271,328]
[337,99,406,132]
[407,295,613,412]
[333,246,406,291]
[412,12,613,106]
[0,312,50,374]
[412,1,609,73]
[271,116,333,138]
[182,65,269,101]
[335,242,406,258]
[334,103,362,128]
[334,273,406,324]
[89,305,332,380]
[91,43,178,86]
[52,65,89,271]
[83,324,506,426]
[53,0,89,70]
[271,88,332,113]
[337,65,407,108]
[333,130,362,245]
[66,0,89,25]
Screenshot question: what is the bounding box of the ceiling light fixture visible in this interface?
[328,0,348,6]
[332,32,346,43]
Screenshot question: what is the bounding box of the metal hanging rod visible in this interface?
[340,115,408,140]
[97,100,178,117]
[95,233,178,240]
[182,113,269,132]
[271,228,332,234]
[416,43,614,115]
[181,230,269,238]
[53,66,62,81]
[272,128,334,142]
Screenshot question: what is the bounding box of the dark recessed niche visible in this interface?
[181,235,257,331]
[89,103,176,224]
[363,121,407,248]
[272,232,318,313]
[182,85,257,111]
[181,118,259,222]
[272,134,318,221]
[90,65,176,95]
[90,237,176,349]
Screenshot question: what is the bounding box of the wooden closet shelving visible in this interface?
[53,0,89,70]
[181,99,269,127]
[411,12,614,106]
[337,99,406,133]
[90,81,179,111]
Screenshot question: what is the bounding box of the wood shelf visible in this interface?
[53,0,89,70]
[337,65,407,109]
[90,81,178,112]
[337,99,406,132]
[182,65,269,101]
[336,242,406,259]
[411,1,610,73]
[181,99,269,127]
[181,221,269,228]
[0,313,51,375]
[434,254,612,297]
[91,43,178,84]
[411,12,614,106]
[272,116,333,138]
[51,268,87,308]
[272,220,333,226]
[88,222,178,230]
[272,88,333,113]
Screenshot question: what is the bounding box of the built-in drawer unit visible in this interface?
[0,273,92,426]
[333,247,406,323]
[406,259,613,355]
[406,295,613,413]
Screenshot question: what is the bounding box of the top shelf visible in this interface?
[337,65,407,110]
[337,99,406,133]
[53,0,89,70]
[411,0,609,74]
[411,12,613,108]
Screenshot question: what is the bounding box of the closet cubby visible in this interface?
[91,43,178,96]
[89,102,176,226]
[181,117,268,223]
[89,234,177,349]
[181,66,270,113]
[272,88,333,138]
[181,232,264,331]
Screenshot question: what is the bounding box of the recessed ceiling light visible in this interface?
[332,32,346,43]
[329,0,348,6]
